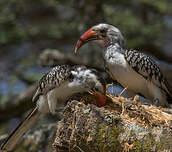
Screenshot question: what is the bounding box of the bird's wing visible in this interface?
[125,49,172,101]
[32,65,72,102]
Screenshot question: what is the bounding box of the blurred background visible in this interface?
[0,0,172,138]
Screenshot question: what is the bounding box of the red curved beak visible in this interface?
[93,92,106,107]
[74,29,98,54]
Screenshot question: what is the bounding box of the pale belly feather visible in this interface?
[104,47,168,106]
[105,51,151,99]
[46,81,87,113]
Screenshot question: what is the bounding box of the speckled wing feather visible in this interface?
[32,65,72,102]
[125,49,172,102]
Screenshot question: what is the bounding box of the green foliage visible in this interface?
[0,2,27,45]
[0,0,171,48]
[102,0,169,47]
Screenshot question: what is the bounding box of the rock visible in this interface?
[53,97,172,152]
[13,123,56,152]
[38,48,105,71]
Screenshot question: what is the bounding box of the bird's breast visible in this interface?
[104,50,128,76]
[48,80,87,102]
[104,50,148,94]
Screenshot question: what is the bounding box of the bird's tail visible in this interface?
[0,107,41,152]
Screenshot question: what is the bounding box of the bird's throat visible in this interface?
[104,40,113,48]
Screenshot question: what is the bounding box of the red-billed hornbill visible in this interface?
[74,23,172,107]
[1,65,106,151]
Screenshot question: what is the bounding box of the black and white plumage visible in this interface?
[74,23,172,107]
[1,65,106,152]
[125,49,172,102]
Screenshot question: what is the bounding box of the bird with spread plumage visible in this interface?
[1,64,106,152]
[74,23,172,107]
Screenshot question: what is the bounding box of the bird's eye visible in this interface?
[94,87,99,91]
[100,29,106,33]
[69,73,74,82]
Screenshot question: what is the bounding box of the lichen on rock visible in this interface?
[53,98,172,152]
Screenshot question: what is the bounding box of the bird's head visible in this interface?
[85,68,106,107]
[74,23,124,53]
[70,66,106,107]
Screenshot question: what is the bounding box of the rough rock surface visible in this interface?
[11,123,56,152]
[53,98,172,152]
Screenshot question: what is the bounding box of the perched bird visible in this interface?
[1,65,106,152]
[74,23,172,107]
